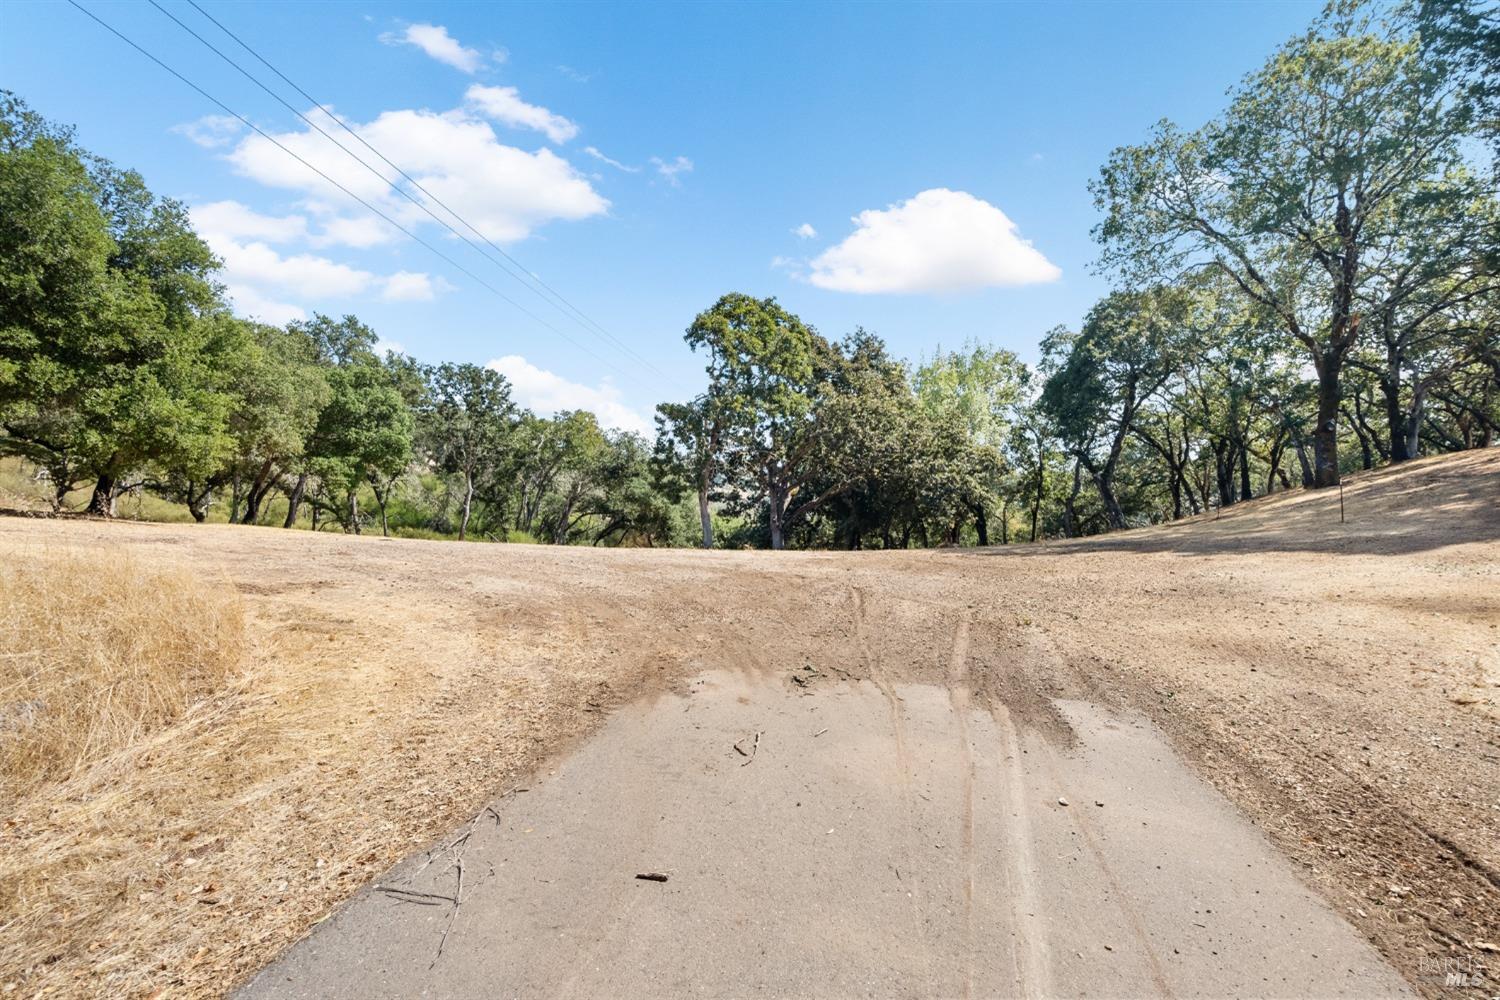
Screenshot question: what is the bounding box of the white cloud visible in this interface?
[792,222,817,239]
[191,200,307,245]
[309,214,399,249]
[650,155,693,186]
[381,271,451,302]
[486,355,651,436]
[465,84,579,144]
[381,23,484,74]
[215,239,376,299]
[807,188,1060,294]
[193,218,446,320]
[556,65,592,83]
[226,105,608,244]
[172,114,243,149]
[224,284,305,326]
[583,146,639,173]
[375,338,406,356]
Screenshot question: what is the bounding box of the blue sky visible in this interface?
[3,0,1320,433]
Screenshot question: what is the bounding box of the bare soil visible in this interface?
[1,449,1496,998]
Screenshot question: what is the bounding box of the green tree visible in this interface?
[0,93,233,515]
[653,395,724,548]
[1093,10,1474,486]
[423,362,516,540]
[913,342,1029,544]
[684,293,838,550]
[540,410,609,545]
[1040,290,1185,529]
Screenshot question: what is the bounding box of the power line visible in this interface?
[65,0,626,378]
[178,0,656,377]
[156,0,660,377]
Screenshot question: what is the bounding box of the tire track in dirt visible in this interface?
[992,702,1051,1000]
[849,586,934,981]
[945,619,977,1000]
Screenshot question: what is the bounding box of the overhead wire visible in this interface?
[65,0,633,378]
[175,0,657,375]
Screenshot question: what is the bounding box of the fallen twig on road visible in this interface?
[740,731,761,766]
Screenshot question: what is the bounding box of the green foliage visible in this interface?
[0,92,235,514]
[4,0,1495,554]
[422,361,515,539]
[1092,9,1478,486]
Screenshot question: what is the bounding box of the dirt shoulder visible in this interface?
[1,449,1496,997]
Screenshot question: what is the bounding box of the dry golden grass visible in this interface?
[0,532,667,998]
[0,549,245,800]
[0,548,248,991]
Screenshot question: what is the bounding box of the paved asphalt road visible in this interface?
[239,669,1411,999]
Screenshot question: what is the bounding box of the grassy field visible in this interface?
[0,450,1496,997]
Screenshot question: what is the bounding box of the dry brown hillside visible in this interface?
[1,448,1496,998]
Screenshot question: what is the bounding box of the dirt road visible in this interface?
[2,451,1497,997]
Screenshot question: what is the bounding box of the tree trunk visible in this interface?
[1344,403,1373,470]
[459,474,474,541]
[1030,457,1044,542]
[972,502,989,547]
[1312,355,1342,487]
[767,475,788,550]
[945,514,962,546]
[1404,378,1426,461]
[1083,457,1126,531]
[283,472,307,529]
[697,473,712,549]
[348,490,360,535]
[1292,434,1314,488]
[1214,442,1234,507]
[1098,477,1125,529]
[188,486,211,523]
[1062,461,1083,538]
[1000,500,1009,545]
[240,459,274,524]
[87,474,117,517]
[45,460,75,510]
[1381,346,1412,463]
[552,500,575,545]
[369,477,391,537]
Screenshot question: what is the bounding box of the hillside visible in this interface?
[0,449,1496,997]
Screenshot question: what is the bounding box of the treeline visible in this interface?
[0,93,692,545]
[2,1,1495,549]
[654,2,1497,547]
